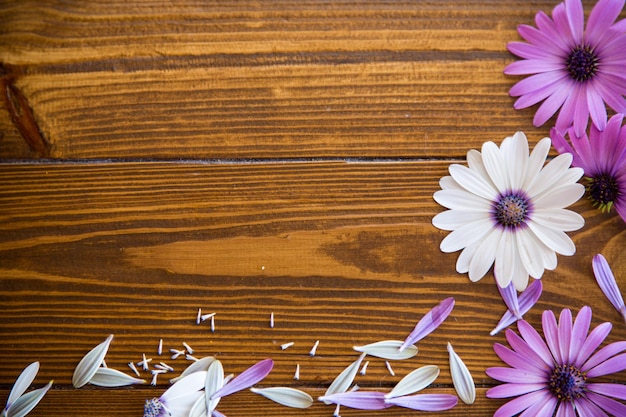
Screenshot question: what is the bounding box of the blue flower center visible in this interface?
[588,173,620,211]
[566,45,598,82]
[143,398,165,417]
[549,364,586,401]
[493,193,531,229]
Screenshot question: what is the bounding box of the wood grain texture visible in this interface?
[0,162,625,416]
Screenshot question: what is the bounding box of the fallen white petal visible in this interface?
[72,334,113,388]
[188,394,207,417]
[251,387,314,409]
[169,356,215,384]
[6,362,39,409]
[88,368,145,387]
[5,381,52,417]
[353,341,418,360]
[385,365,440,399]
[447,343,475,404]
[204,359,224,413]
[323,353,365,403]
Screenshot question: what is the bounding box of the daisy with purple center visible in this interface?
[487,306,626,416]
[505,0,626,136]
[551,113,626,223]
[432,132,585,290]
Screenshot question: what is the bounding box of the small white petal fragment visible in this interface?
[6,362,39,408]
[196,308,202,325]
[159,362,174,372]
[359,361,369,376]
[309,340,320,356]
[334,404,341,417]
[281,342,295,350]
[72,334,114,388]
[447,343,475,404]
[201,312,215,322]
[294,364,300,380]
[204,359,224,413]
[385,361,395,376]
[170,349,185,360]
[323,353,366,404]
[138,353,152,371]
[5,380,52,417]
[169,356,215,384]
[88,367,145,387]
[386,365,440,399]
[210,315,215,332]
[182,342,194,355]
[186,354,199,362]
[353,340,418,360]
[157,339,163,356]
[270,312,275,328]
[127,362,140,377]
[251,387,314,409]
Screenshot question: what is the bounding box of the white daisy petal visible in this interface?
[72,334,114,388]
[455,240,479,274]
[6,362,39,409]
[531,209,585,232]
[5,381,52,417]
[88,368,145,387]
[353,341,418,360]
[532,183,586,209]
[527,222,576,256]
[468,227,502,282]
[439,219,494,253]
[522,137,551,190]
[169,356,216,384]
[323,353,366,403]
[515,228,545,279]
[526,153,574,197]
[449,164,499,200]
[494,231,515,288]
[204,360,224,413]
[386,365,440,399]
[433,189,492,211]
[447,343,476,405]
[432,210,487,231]
[481,141,509,191]
[501,132,529,190]
[439,175,462,190]
[251,387,314,409]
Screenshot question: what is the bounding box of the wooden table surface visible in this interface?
[1,1,625,416]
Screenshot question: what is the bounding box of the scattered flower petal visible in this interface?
[169,356,215,384]
[88,367,145,387]
[323,353,366,403]
[319,391,392,410]
[386,365,440,399]
[491,280,543,335]
[593,254,626,322]
[5,362,39,411]
[447,343,476,404]
[72,334,114,388]
[353,341,417,360]
[144,371,206,417]
[204,359,224,414]
[385,393,458,411]
[251,387,314,409]
[5,381,53,417]
[400,298,455,351]
[211,359,273,399]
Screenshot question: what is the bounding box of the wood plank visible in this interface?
[1,162,625,416]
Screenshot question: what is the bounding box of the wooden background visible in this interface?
[1,1,625,416]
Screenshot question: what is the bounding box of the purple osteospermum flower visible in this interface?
[505,0,626,136]
[487,306,626,416]
[432,132,585,291]
[551,113,626,223]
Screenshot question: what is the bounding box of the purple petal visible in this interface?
[493,390,553,417]
[385,394,458,411]
[318,391,392,410]
[564,0,584,43]
[593,254,626,322]
[586,0,626,45]
[587,382,626,400]
[557,308,573,364]
[491,311,519,336]
[587,353,626,378]
[486,383,546,399]
[499,281,521,317]
[574,322,613,367]
[505,329,552,372]
[583,341,626,373]
[212,411,227,417]
[493,343,547,374]
[211,359,273,399]
[399,297,454,351]
[517,320,554,368]
[518,280,543,315]
[491,281,542,336]
[485,367,546,384]
[586,391,626,415]
[541,310,562,363]
[569,306,591,365]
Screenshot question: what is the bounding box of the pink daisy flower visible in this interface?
[551,113,626,223]
[505,0,626,136]
[487,306,626,416]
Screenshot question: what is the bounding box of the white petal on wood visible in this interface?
[447,343,476,404]
[250,387,314,409]
[385,365,440,399]
[353,340,418,360]
[88,368,145,387]
[5,381,52,417]
[169,356,216,384]
[72,334,114,388]
[204,359,224,413]
[6,362,39,409]
[188,394,207,417]
[323,353,365,404]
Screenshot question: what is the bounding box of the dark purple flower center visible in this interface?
[492,192,531,229]
[566,45,598,83]
[588,173,620,210]
[143,398,164,417]
[549,364,586,401]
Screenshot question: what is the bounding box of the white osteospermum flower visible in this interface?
[432,132,585,291]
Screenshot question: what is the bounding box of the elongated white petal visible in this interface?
[386,365,440,399]
[353,341,417,360]
[169,356,215,384]
[6,362,39,410]
[447,343,475,404]
[6,381,52,417]
[88,367,145,387]
[72,334,113,388]
[205,360,224,413]
[323,353,365,403]
[188,395,207,417]
[251,387,314,409]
